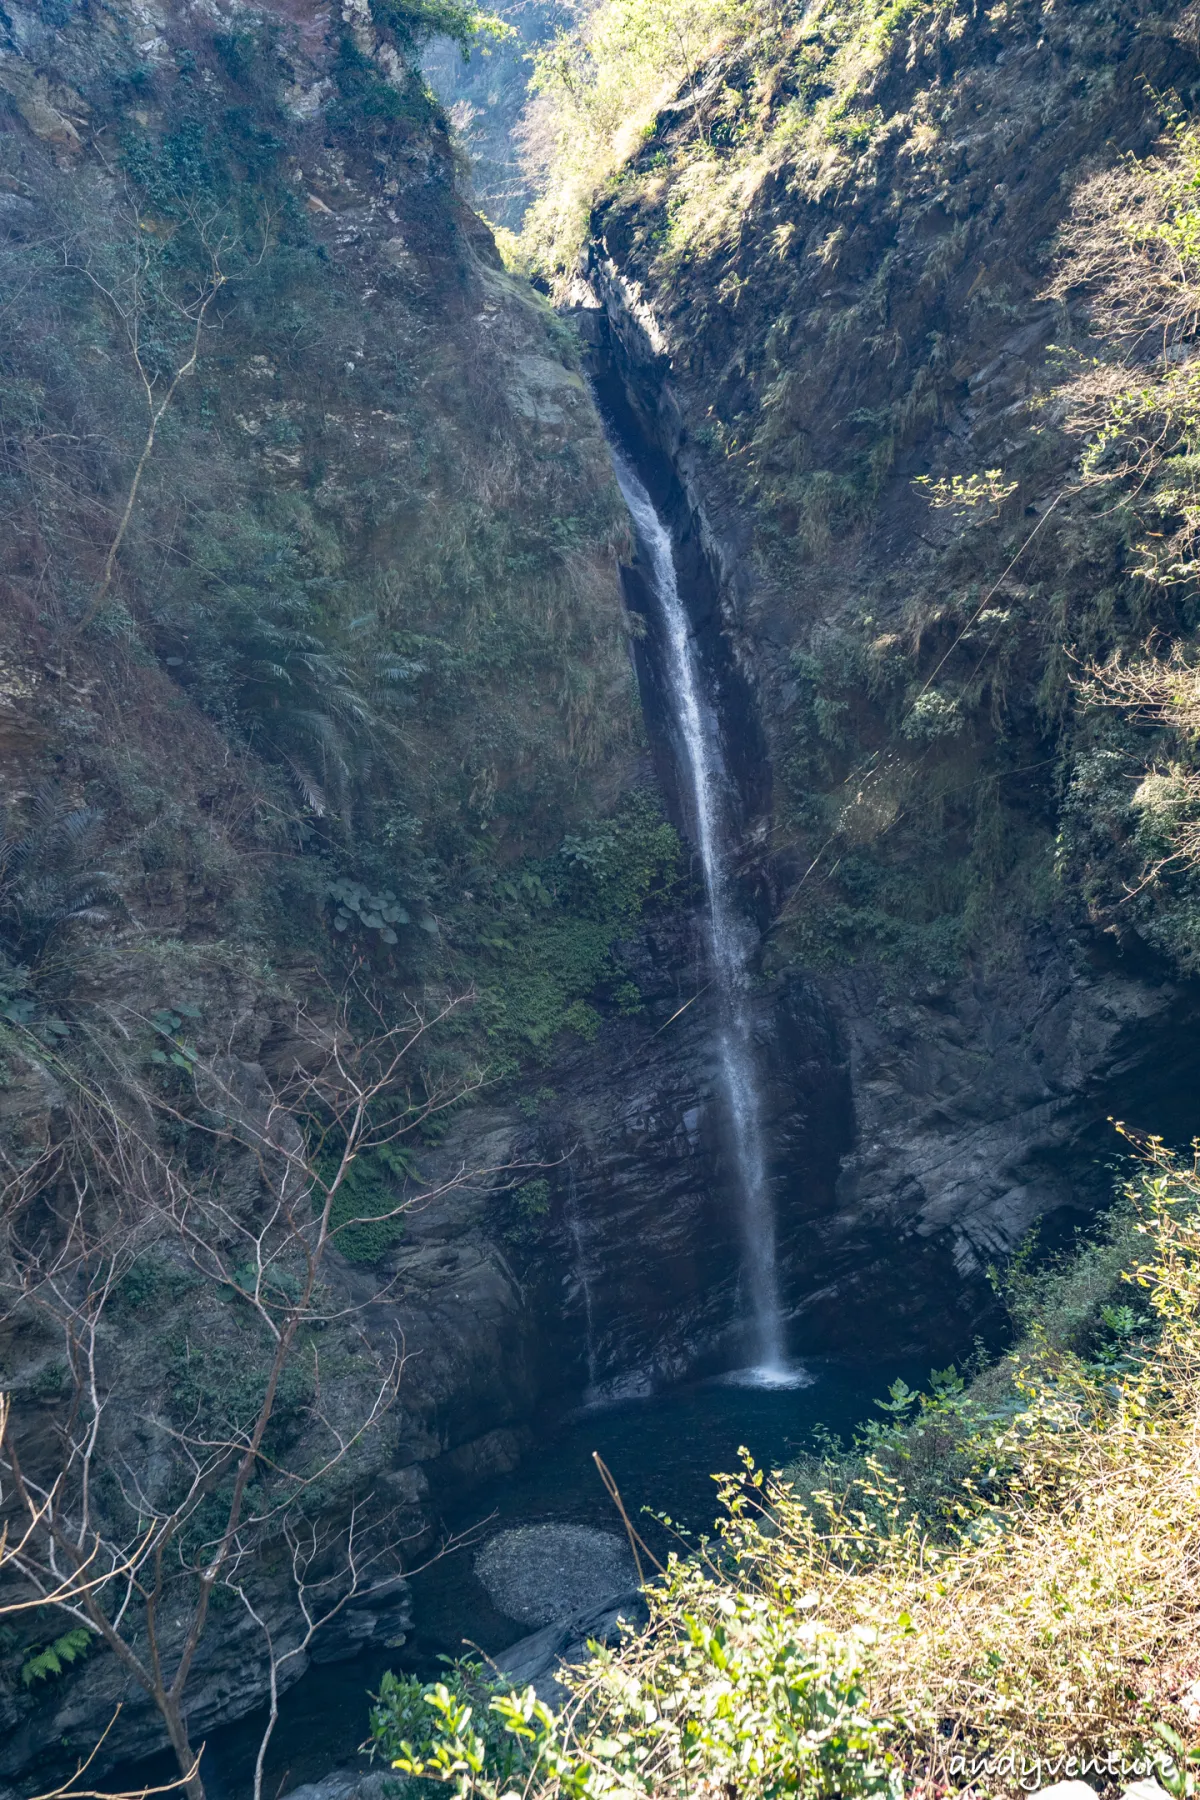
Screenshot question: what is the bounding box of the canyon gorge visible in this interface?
[1,0,1200,1792]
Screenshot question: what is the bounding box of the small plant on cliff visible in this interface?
[327,878,435,948]
[912,470,1017,518]
[0,788,121,968]
[316,1137,422,1262]
[20,1628,92,1688]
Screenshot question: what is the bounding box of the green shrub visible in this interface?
[370,1608,901,1800]
[111,1254,198,1316]
[318,1141,418,1263]
[514,1177,551,1219]
[446,790,683,1070]
[369,1139,1200,1798]
[900,690,963,742]
[326,878,436,949]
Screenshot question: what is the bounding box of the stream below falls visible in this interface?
[185,1360,923,1799]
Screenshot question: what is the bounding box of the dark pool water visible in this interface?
[125,1355,922,1800]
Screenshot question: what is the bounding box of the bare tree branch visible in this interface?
[0,990,500,1800]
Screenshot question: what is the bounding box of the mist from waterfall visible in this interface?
[609,443,796,1385]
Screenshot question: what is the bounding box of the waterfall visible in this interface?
[609,445,796,1385]
[564,1164,599,1396]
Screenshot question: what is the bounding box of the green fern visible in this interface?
[0,785,121,965]
[21,1628,93,1687]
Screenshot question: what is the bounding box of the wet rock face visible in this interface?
[500,908,1200,1381]
[795,937,1200,1356]
[497,916,855,1392]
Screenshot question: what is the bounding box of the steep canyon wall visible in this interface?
[565,0,1200,1344]
[4,0,1200,1783]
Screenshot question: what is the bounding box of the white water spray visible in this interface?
[610,446,796,1385]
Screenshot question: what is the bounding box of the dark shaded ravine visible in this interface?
[27,277,1200,1800]
[121,1359,923,1800]
[503,393,928,1407]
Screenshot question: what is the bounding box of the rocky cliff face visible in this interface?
[0,0,638,1779]
[549,0,1200,1334]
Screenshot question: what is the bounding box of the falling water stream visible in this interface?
[608,444,795,1385]
[564,1165,600,1395]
